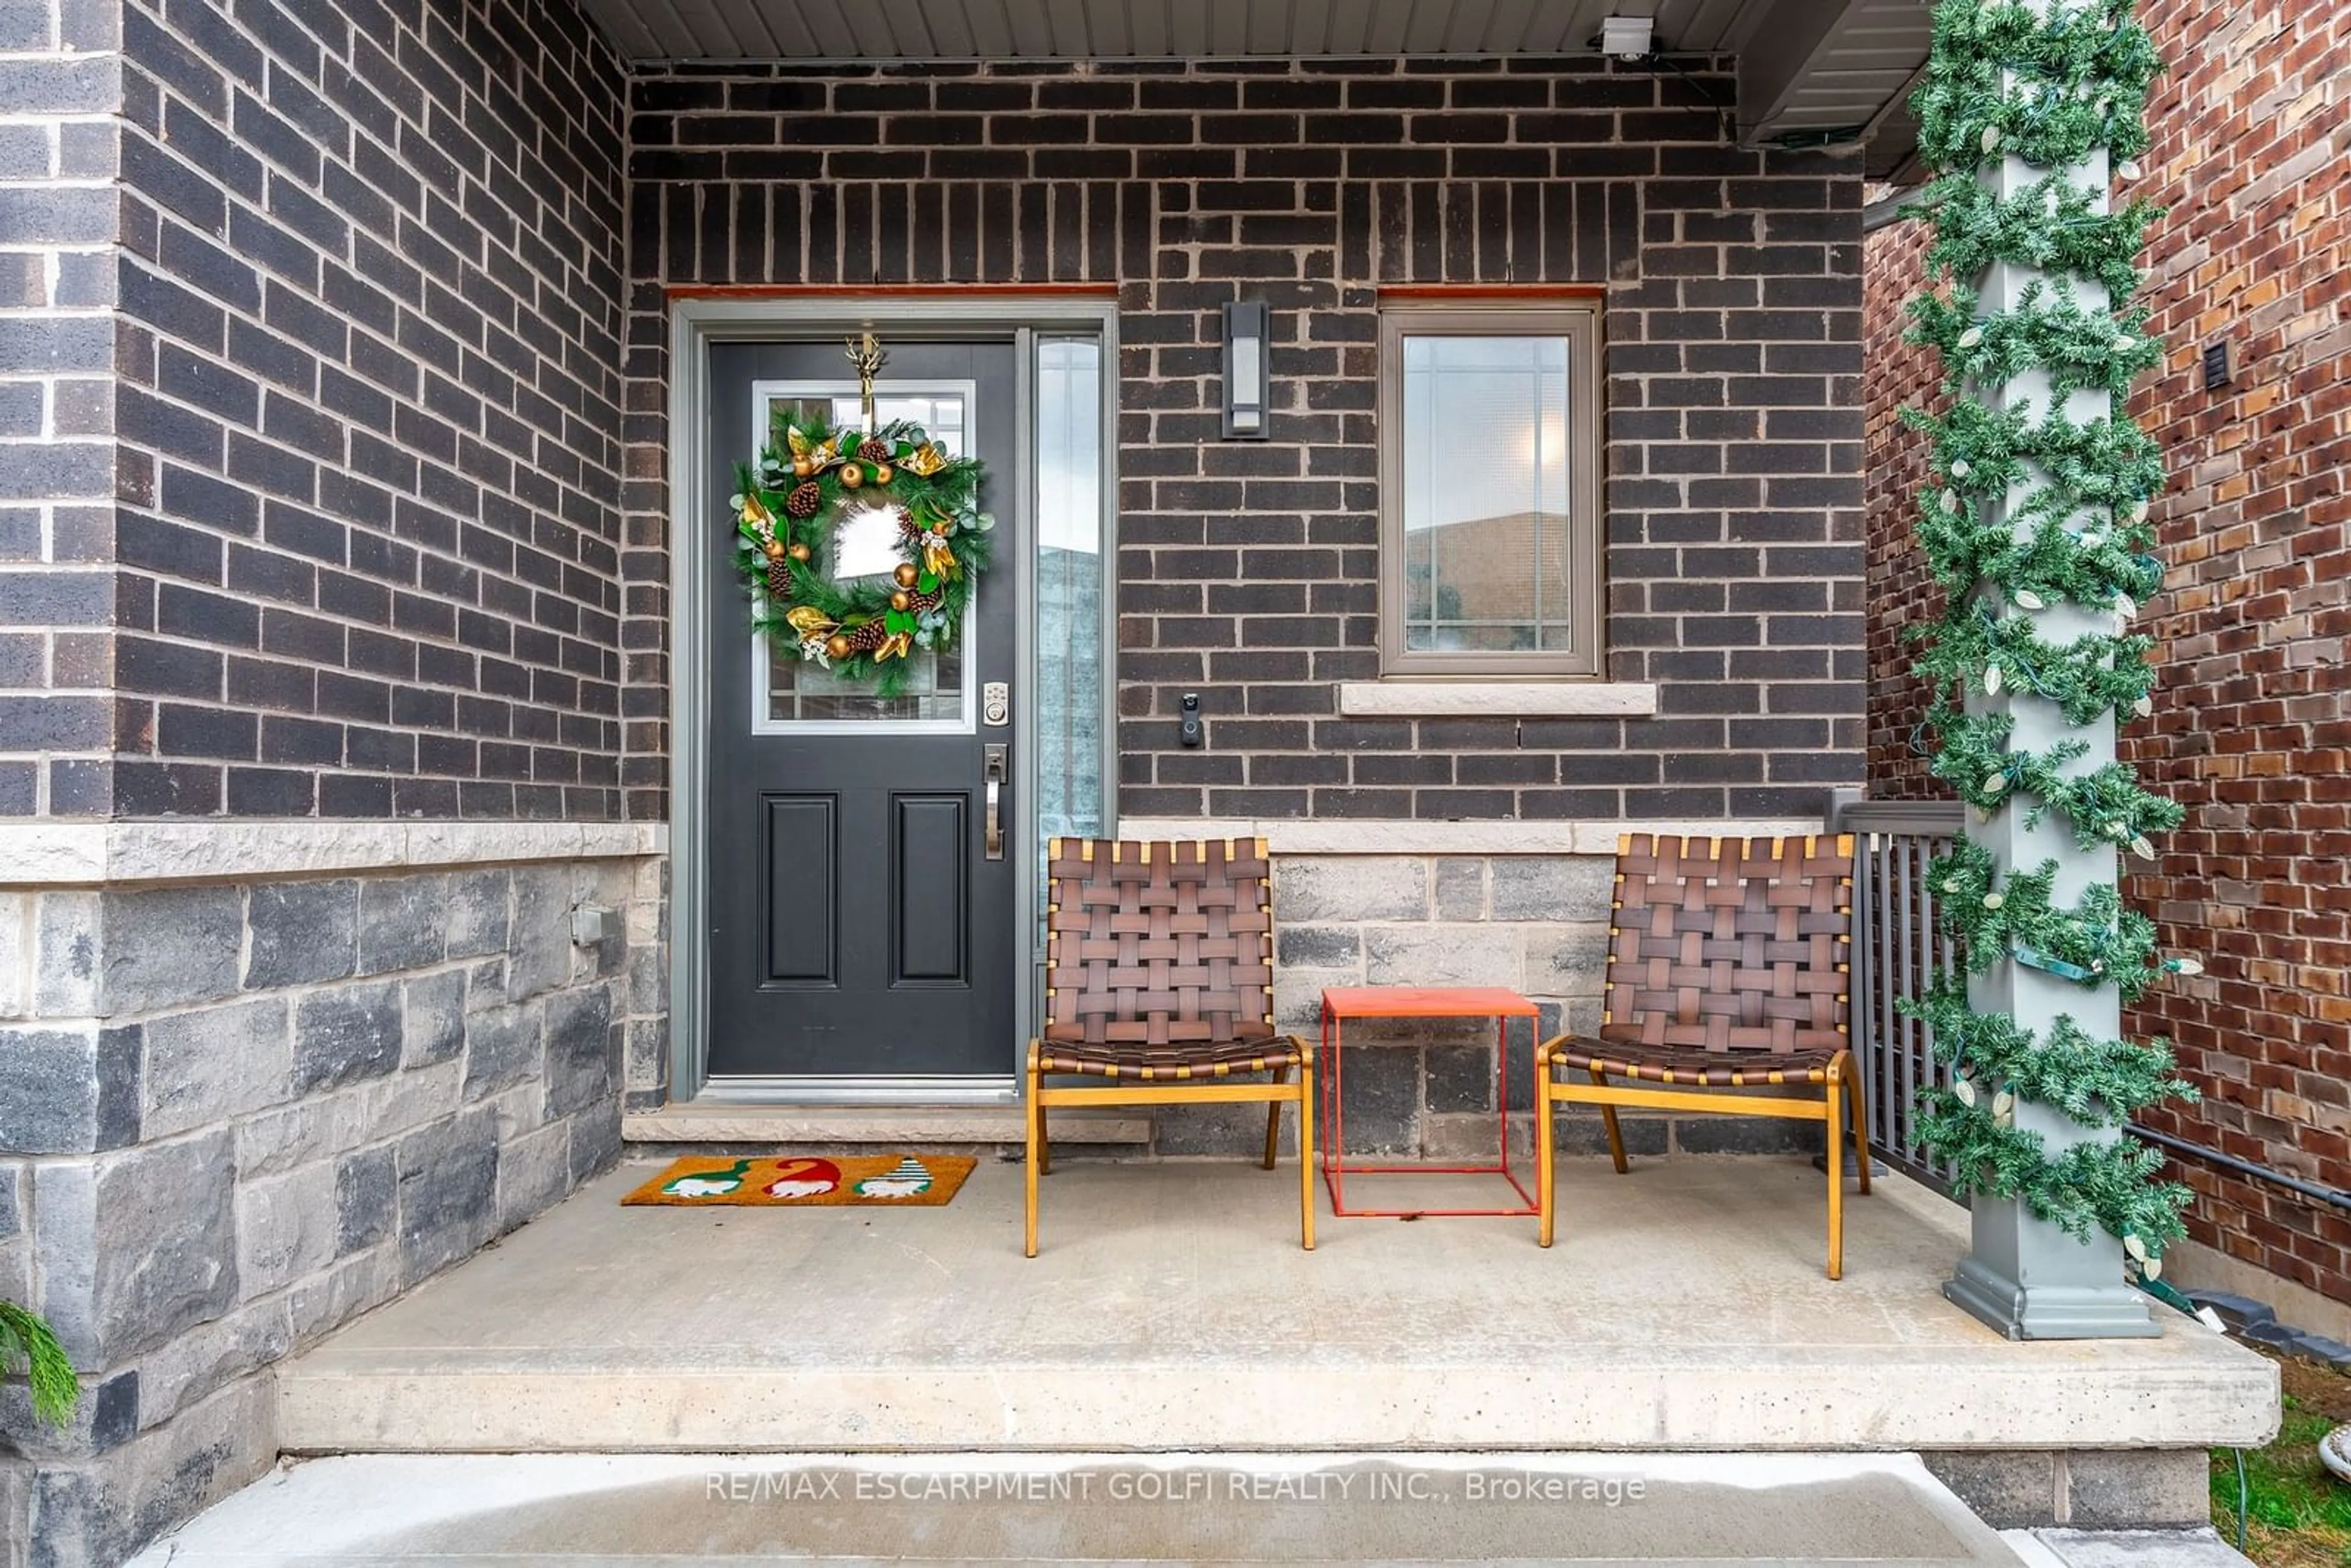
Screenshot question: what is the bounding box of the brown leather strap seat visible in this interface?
[1036,1035,1307,1079]
[1547,1036,1836,1087]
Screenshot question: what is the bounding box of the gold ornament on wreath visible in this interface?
[726,334,993,696]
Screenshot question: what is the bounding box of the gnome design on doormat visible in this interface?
[854,1157,935,1199]
[662,1158,755,1198]
[763,1158,842,1200]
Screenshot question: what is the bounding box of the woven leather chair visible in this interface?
[1026,837,1314,1257]
[1534,834,1870,1278]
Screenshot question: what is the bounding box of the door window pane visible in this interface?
[1399,334,1573,654]
[764,639,966,723]
[753,388,970,729]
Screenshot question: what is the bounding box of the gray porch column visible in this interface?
[1940,14,2156,1341]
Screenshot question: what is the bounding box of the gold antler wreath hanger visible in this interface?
[846,331,886,430]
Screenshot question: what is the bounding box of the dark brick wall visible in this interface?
[621,58,1867,823]
[23,0,631,820]
[0,0,121,818]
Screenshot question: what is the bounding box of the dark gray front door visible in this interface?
[706,340,1018,1081]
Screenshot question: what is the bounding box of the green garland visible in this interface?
[1916,174,2159,301]
[729,411,992,699]
[1911,0,2159,171]
[1902,0,2197,1269]
[1903,399,2164,600]
[1911,604,2156,726]
[1927,704,2183,852]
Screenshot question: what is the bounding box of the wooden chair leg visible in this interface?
[1295,1057,1316,1251]
[1824,1077,1845,1281]
[1037,1094,1052,1177]
[1536,1045,1556,1248]
[1264,1063,1290,1170]
[1590,1066,1629,1175]
[1024,1047,1043,1259]
[1847,1057,1873,1196]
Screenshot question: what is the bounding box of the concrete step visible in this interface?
[130,1452,2034,1566]
[620,1103,1150,1146]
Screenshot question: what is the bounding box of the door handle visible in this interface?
[983,743,1008,860]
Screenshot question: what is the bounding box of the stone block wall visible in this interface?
[621,57,1869,826]
[0,850,667,1566]
[1862,1,2351,1306]
[1146,851,1820,1161]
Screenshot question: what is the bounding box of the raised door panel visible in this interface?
[763,794,837,987]
[892,793,968,987]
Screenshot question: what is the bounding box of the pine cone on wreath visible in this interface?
[765,559,796,599]
[786,481,822,519]
[856,438,892,465]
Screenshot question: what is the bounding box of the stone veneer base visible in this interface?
[1,848,670,1567]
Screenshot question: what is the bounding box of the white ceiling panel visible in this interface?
[589,0,1935,172]
[582,0,1803,60]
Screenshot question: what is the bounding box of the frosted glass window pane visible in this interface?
[1036,336,1104,846]
[1400,335,1573,654]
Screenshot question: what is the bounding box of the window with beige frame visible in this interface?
[1377,301,1603,678]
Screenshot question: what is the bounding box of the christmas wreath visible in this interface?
[730,410,992,697]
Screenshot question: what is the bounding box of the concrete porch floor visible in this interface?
[277,1154,2274,1459]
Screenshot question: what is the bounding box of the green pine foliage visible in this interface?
[1926,704,2183,850]
[0,1299,78,1428]
[1917,174,2158,301]
[1902,0,2195,1265]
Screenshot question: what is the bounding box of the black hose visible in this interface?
[2128,1123,2351,1214]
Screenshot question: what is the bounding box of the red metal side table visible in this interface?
[1319,985,1540,1218]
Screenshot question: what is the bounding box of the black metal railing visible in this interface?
[1833,794,1965,1196]
[1832,795,2351,1218]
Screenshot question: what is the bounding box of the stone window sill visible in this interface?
[1335,681,1659,718]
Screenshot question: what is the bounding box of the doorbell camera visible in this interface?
[1179,692,1204,748]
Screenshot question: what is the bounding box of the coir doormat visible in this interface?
[622,1153,977,1208]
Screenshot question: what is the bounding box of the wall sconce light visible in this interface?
[1221,300,1270,440]
[1599,15,1654,59]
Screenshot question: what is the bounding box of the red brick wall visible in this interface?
[1861,210,1943,800]
[1864,0,2351,1302]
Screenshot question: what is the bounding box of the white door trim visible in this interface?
[666,294,1119,1105]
